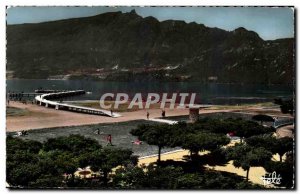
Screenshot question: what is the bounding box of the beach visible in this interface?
[7,100,292,132]
[6,101,240,132]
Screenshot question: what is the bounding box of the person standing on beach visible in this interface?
[107,134,113,146]
[147,111,150,120]
[162,109,166,118]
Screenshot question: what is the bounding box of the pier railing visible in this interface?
[35,90,120,118]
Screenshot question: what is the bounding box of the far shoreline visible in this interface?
[6,78,295,87]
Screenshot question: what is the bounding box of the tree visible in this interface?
[194,118,275,142]
[252,114,274,125]
[112,165,146,189]
[226,144,272,182]
[6,148,41,187]
[29,174,64,188]
[233,120,275,142]
[144,164,183,189]
[7,162,42,187]
[264,160,294,188]
[272,137,293,162]
[246,135,293,162]
[113,165,263,189]
[193,118,236,134]
[245,135,275,150]
[37,151,69,175]
[78,147,133,185]
[8,136,99,187]
[131,124,177,162]
[181,132,230,160]
[43,134,101,154]
[7,136,42,154]
[176,173,203,189]
[274,98,294,116]
[113,164,183,189]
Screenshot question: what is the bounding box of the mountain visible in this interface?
[6,10,294,84]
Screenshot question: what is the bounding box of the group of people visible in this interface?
[146,109,166,120]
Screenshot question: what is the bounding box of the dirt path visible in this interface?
[276,125,294,138]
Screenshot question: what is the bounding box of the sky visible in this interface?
[6,6,294,40]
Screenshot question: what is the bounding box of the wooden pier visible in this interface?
[35,90,121,118]
[34,89,66,93]
[8,93,41,98]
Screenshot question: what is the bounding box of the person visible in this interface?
[111,109,113,116]
[16,131,22,137]
[147,111,150,120]
[97,129,100,135]
[106,134,113,146]
[132,139,142,145]
[7,99,9,105]
[162,109,166,118]
[21,130,28,136]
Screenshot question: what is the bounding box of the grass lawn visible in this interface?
[204,102,279,110]
[8,120,180,157]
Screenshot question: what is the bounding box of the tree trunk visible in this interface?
[158,146,162,163]
[190,150,199,162]
[103,171,109,185]
[246,168,250,182]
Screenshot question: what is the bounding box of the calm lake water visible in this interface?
[6,79,294,105]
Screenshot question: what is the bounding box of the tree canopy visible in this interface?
[112,164,263,189]
[252,114,274,125]
[181,132,230,157]
[7,116,291,189]
[6,135,133,188]
[226,143,272,181]
[131,124,180,162]
[246,135,293,162]
[274,98,294,115]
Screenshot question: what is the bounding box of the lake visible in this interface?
[6,79,293,105]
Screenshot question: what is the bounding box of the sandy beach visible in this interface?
[7,101,294,140]
[5,101,182,131]
[6,101,235,131]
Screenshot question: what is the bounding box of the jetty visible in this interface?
[35,90,121,118]
[8,90,68,98]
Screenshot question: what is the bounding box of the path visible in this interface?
[276,124,294,138]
